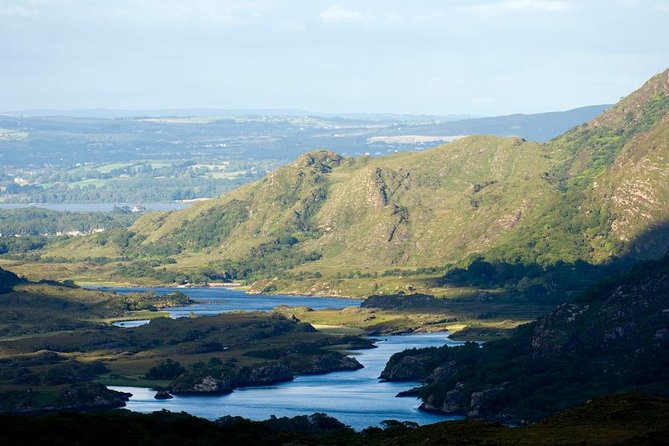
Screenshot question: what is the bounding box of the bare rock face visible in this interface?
[420,381,510,419]
[193,376,227,392]
[442,383,467,413]
[380,355,431,381]
[172,376,233,395]
[468,383,508,418]
[530,303,589,356]
[154,390,173,399]
[420,382,467,414]
[427,361,458,383]
[297,150,343,173]
[247,364,293,385]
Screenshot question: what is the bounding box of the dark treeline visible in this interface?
[1,393,668,445]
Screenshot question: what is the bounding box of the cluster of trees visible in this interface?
[0,208,138,237]
[211,235,322,282]
[1,175,253,203]
[2,395,667,445]
[441,257,631,303]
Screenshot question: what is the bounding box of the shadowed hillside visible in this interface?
[381,254,669,422]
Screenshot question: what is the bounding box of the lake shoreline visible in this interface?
[109,332,464,430]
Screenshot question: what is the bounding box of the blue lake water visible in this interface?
[96,286,362,319]
[102,287,463,429]
[111,333,463,430]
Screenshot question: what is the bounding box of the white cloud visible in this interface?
[320,4,363,23]
[139,0,270,25]
[0,5,37,16]
[654,2,669,13]
[465,0,572,16]
[0,0,47,17]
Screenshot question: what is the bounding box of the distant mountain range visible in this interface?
[0,107,472,122]
[0,105,605,171]
[387,104,610,142]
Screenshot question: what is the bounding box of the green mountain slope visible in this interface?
[485,68,669,264]
[35,68,669,293]
[130,135,554,271]
[43,136,556,279]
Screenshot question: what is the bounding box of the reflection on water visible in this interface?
[111,333,463,430]
[112,320,150,328]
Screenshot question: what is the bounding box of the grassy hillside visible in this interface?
[485,68,669,265]
[0,266,193,337]
[15,68,669,298]
[36,137,557,282]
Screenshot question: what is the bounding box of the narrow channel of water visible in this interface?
[111,333,463,430]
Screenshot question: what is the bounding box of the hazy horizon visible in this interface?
[1,0,667,116]
[0,103,611,120]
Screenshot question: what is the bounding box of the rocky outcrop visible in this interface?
[171,376,233,395]
[1,383,130,414]
[426,361,459,383]
[421,382,467,414]
[296,354,362,375]
[420,382,510,419]
[382,255,669,423]
[467,383,508,418]
[380,355,434,381]
[154,390,173,399]
[244,364,293,386]
[530,303,589,357]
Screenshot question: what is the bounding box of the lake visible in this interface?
[103,287,463,429]
[111,333,462,430]
[96,286,363,319]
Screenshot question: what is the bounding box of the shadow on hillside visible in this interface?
[625,220,669,260]
[438,219,669,305]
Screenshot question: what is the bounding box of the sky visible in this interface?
[1,0,668,116]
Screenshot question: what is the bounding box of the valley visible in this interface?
[0,68,668,443]
[3,1,668,443]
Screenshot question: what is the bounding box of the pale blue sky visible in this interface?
[1,0,667,115]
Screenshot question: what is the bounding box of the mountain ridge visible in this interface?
[22,68,669,296]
